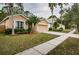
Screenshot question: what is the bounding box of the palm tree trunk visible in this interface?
[33,24,36,32]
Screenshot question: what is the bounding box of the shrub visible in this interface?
[15,29,27,34]
[58,27,63,31]
[53,22,59,29]
[49,27,52,31]
[5,28,12,34]
[5,28,28,34]
[26,28,32,33]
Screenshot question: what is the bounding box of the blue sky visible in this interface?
[0,3,73,19]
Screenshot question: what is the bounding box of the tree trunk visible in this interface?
[33,24,37,32]
[32,24,34,32]
[77,23,79,32]
[11,7,15,35]
[60,14,63,28]
[51,9,54,29]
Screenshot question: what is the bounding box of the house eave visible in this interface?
[0,14,28,24]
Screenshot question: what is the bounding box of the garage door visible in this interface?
[37,25,48,32]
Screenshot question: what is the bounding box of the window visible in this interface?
[15,21,24,29]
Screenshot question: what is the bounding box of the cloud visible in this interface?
[23,3,73,19]
[23,3,52,18]
[0,3,73,19]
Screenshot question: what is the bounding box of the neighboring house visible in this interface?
[48,18,65,30]
[0,14,48,32]
[47,18,56,28]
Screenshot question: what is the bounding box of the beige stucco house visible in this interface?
[0,14,48,32]
[36,18,48,32]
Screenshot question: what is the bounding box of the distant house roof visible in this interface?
[0,14,28,24]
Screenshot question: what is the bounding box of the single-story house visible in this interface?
[0,14,48,32]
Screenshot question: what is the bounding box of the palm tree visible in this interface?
[26,16,39,33]
[32,16,39,32]
[3,3,23,35]
[48,3,57,29]
[26,18,32,33]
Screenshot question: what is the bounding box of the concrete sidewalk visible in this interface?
[16,29,75,55]
[43,30,79,39]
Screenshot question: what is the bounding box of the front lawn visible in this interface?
[52,29,70,33]
[61,29,71,33]
[74,31,79,34]
[0,33,57,55]
[47,37,79,55]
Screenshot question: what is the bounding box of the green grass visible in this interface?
[52,29,70,33]
[74,31,79,34]
[0,33,57,55]
[47,37,79,55]
[62,29,70,33]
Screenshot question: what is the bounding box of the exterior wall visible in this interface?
[1,15,28,29]
[36,20,48,32]
[0,15,49,32]
[0,21,6,32]
[36,25,48,32]
[37,20,48,25]
[5,18,12,29]
[0,25,5,32]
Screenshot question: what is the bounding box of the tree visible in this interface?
[26,18,32,33]
[30,16,39,32]
[48,3,68,29]
[48,15,57,20]
[71,3,79,31]
[3,3,24,35]
[58,3,68,28]
[7,3,14,35]
[13,7,23,14]
[61,3,79,31]
[2,3,24,15]
[17,3,24,13]
[0,10,7,21]
[48,3,57,29]
[53,21,59,29]
[62,8,73,29]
